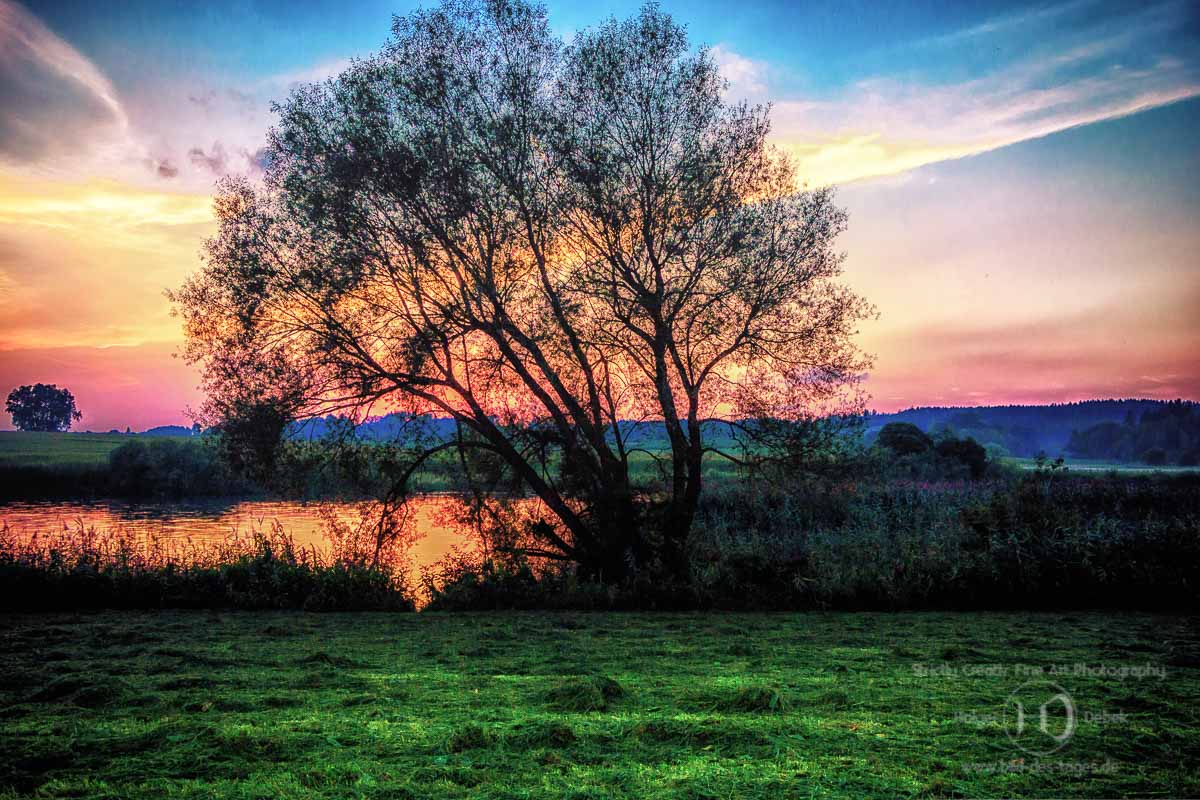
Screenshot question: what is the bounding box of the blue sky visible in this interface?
[1,0,1198,428]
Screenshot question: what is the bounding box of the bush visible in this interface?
[935,436,988,479]
[423,553,622,611]
[876,423,933,455]
[107,439,255,497]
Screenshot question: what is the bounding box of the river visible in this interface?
[0,497,475,575]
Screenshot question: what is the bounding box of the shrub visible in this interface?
[935,436,988,479]
[876,423,933,455]
[689,471,1200,611]
[107,439,256,497]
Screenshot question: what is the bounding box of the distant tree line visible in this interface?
[1067,400,1199,465]
[866,399,1196,458]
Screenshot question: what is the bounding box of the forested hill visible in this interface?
[283,399,1196,460]
[864,399,1196,458]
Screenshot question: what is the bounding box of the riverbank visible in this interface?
[2,610,1197,798]
[5,469,1199,613]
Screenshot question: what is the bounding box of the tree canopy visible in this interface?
[876,422,932,455]
[172,0,872,583]
[5,384,83,432]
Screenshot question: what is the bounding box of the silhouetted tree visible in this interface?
[172,0,872,583]
[5,384,82,432]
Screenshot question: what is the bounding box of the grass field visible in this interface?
[2,611,1197,798]
[1003,456,1198,474]
[0,432,175,468]
[0,430,739,485]
[4,430,1194,476]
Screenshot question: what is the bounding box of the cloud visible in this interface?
[144,157,178,179]
[255,58,352,91]
[185,141,271,179]
[857,275,1200,410]
[710,44,768,100]
[0,173,214,351]
[187,88,217,109]
[187,142,228,174]
[735,0,1200,186]
[0,0,131,166]
[909,0,1096,49]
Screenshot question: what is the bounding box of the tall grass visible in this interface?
[4,469,1197,612]
[0,519,415,612]
[427,471,1200,611]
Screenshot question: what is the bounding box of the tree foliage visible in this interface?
[172,0,872,582]
[1066,400,1199,465]
[5,383,82,432]
[876,422,932,455]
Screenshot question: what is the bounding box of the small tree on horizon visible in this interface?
[5,384,83,432]
[172,0,873,584]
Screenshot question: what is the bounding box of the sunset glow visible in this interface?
[1,0,1197,430]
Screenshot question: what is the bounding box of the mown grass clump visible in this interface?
[721,685,789,713]
[0,610,1197,797]
[446,723,495,752]
[545,675,625,712]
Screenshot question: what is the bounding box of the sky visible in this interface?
[0,0,1197,430]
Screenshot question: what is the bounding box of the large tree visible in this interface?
[5,384,83,432]
[173,0,872,582]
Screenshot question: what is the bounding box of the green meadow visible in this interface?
[2,611,1197,799]
[0,431,742,492]
[0,432,174,468]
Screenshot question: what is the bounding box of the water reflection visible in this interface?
[0,497,473,574]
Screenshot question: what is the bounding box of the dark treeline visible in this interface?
[1067,400,1199,465]
[0,437,454,502]
[865,398,1197,458]
[299,399,1199,460]
[4,400,1197,502]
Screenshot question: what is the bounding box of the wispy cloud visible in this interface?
[728,0,1200,186]
[254,58,353,91]
[0,0,133,168]
[908,0,1097,49]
